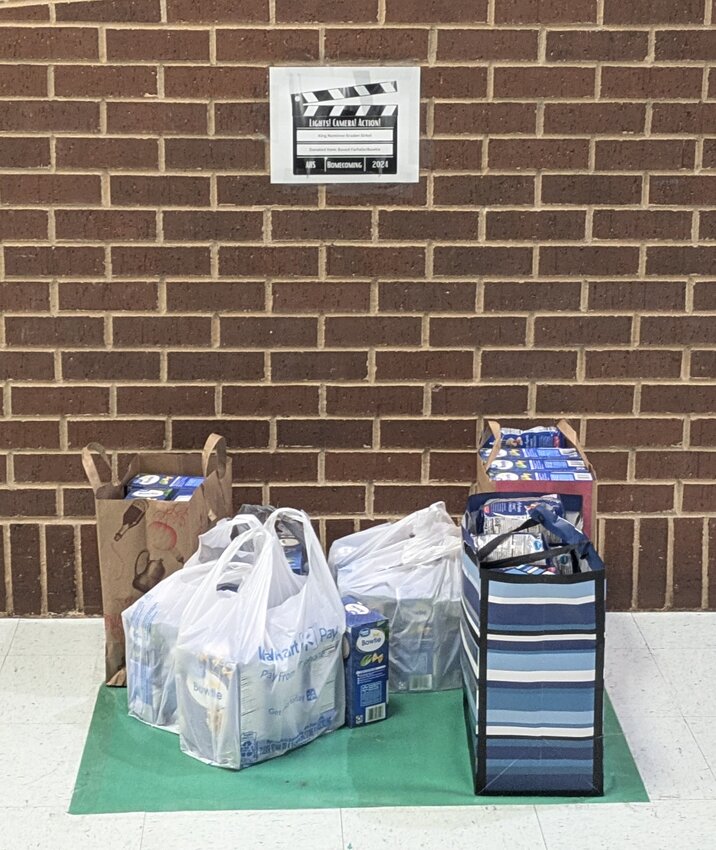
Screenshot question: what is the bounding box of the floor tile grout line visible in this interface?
[533,804,551,850]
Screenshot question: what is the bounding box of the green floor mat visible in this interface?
[70,688,647,814]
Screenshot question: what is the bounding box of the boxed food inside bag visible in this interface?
[343,596,389,727]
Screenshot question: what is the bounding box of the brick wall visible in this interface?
[0,0,714,616]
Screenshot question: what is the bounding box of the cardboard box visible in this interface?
[342,597,389,727]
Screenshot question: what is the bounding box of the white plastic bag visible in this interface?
[175,508,346,769]
[122,514,263,731]
[329,502,462,693]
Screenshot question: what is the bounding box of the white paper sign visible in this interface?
[270,66,420,184]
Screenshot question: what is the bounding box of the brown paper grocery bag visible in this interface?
[82,433,233,685]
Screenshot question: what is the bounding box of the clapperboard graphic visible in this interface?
[292,80,399,177]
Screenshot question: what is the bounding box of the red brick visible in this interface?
[646,247,716,277]
[55,210,156,241]
[0,64,46,96]
[379,211,478,241]
[534,315,633,345]
[0,421,60,450]
[495,67,595,98]
[375,351,473,381]
[380,419,475,449]
[482,350,577,380]
[638,518,668,609]
[278,419,372,449]
[422,139,483,172]
[544,103,645,134]
[164,211,264,241]
[12,386,109,416]
[117,386,215,416]
[657,30,716,60]
[373,485,465,515]
[273,282,370,313]
[586,418,684,448]
[438,28,538,60]
[325,317,421,347]
[651,175,716,205]
[0,352,55,381]
[325,386,423,416]
[223,386,319,416]
[271,351,368,382]
[673,518,704,608]
[386,0,485,20]
[113,316,211,347]
[6,316,104,347]
[379,281,476,313]
[232,451,318,483]
[112,247,210,277]
[327,247,425,278]
[54,65,156,97]
[496,0,596,22]
[421,67,488,99]
[15,454,87,484]
[430,317,527,347]
[431,385,528,416]
[164,66,266,99]
[0,174,101,206]
[5,247,105,278]
[68,420,166,450]
[9,525,42,613]
[434,175,535,206]
[0,490,56,518]
[483,281,581,312]
[218,175,315,206]
[58,281,158,312]
[106,28,209,60]
[167,281,265,312]
[167,0,268,21]
[434,247,532,277]
[602,67,703,100]
[0,26,98,59]
[56,137,158,170]
[0,100,99,132]
[586,350,682,380]
[595,140,695,172]
[166,138,265,171]
[652,103,716,134]
[325,28,429,61]
[276,0,377,22]
[220,316,317,347]
[487,211,585,241]
[45,525,77,614]
[684,485,716,512]
[547,30,648,61]
[80,524,102,613]
[699,212,716,241]
[601,518,634,610]
[111,175,210,207]
[273,210,372,241]
[325,182,428,208]
[536,384,635,414]
[172,420,269,449]
[589,281,685,311]
[539,246,640,276]
[217,29,319,61]
[62,351,161,381]
[0,211,48,241]
[434,102,536,135]
[488,139,589,171]
[168,352,265,381]
[0,137,50,168]
[58,0,159,19]
[593,210,692,241]
[636,451,716,481]
[325,452,421,482]
[542,175,642,205]
[641,385,716,414]
[692,350,716,379]
[215,103,269,136]
[429,452,477,482]
[220,247,318,278]
[599,484,674,513]
[0,4,49,20]
[589,451,629,481]
[694,282,716,310]
[604,0,704,24]
[269,485,365,515]
[107,102,207,134]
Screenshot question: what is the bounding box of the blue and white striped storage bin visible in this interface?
[461,492,605,796]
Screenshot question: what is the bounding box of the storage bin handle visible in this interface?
[81,442,114,493]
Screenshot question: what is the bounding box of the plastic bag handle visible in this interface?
[201,433,227,478]
[264,507,337,590]
[81,442,114,493]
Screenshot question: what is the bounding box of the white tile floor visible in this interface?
[1,614,715,849]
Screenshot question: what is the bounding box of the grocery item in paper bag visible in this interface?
[123,514,263,732]
[343,596,389,727]
[493,470,593,482]
[175,508,345,769]
[483,426,564,449]
[330,502,462,693]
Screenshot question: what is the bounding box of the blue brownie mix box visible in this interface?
[487,458,588,473]
[125,473,205,501]
[343,597,389,728]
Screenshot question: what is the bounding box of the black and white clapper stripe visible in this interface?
[298,81,397,104]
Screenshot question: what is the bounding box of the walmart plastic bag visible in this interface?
[175,508,346,769]
[329,502,462,693]
[123,514,263,731]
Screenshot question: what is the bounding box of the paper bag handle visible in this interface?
[81,442,114,493]
[556,418,594,473]
[470,419,502,496]
[201,433,227,478]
